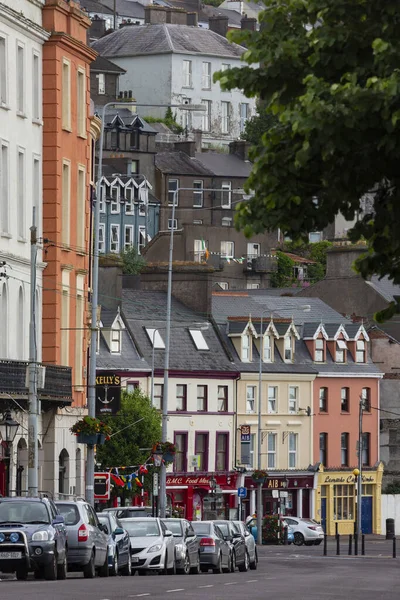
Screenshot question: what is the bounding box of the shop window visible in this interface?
[195,433,208,471]
[319,387,328,413]
[153,383,163,410]
[361,387,371,412]
[217,386,228,412]
[197,385,207,412]
[176,384,187,411]
[319,433,327,466]
[341,432,349,467]
[341,387,350,413]
[216,433,228,471]
[174,433,187,472]
[333,484,354,521]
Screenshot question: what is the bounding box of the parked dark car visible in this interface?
[213,520,248,572]
[232,520,258,570]
[162,518,200,574]
[97,511,132,576]
[56,500,109,578]
[191,521,231,574]
[0,496,68,581]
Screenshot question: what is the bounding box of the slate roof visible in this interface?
[200,5,243,27]
[121,290,237,372]
[195,152,252,178]
[156,151,215,176]
[90,55,126,74]
[368,276,400,303]
[91,23,246,58]
[103,111,158,133]
[85,0,145,19]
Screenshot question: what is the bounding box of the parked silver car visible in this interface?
[191,521,231,574]
[97,511,132,576]
[232,520,258,570]
[162,518,201,575]
[103,506,152,519]
[119,517,176,575]
[55,500,109,578]
[284,517,324,546]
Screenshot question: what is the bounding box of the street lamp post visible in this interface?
[87,101,205,506]
[0,411,20,497]
[256,310,270,546]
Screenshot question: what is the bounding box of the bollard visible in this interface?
[362,534,365,556]
[354,533,358,556]
[335,522,338,539]
[323,534,327,556]
[283,527,288,546]
[348,534,352,556]
[393,537,397,559]
[336,533,340,556]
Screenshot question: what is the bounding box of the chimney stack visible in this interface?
[187,12,198,27]
[166,8,187,25]
[208,15,229,38]
[145,6,168,24]
[241,15,257,31]
[174,140,196,157]
[229,140,251,161]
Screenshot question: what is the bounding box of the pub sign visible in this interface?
[95,371,121,416]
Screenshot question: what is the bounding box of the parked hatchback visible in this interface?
[284,517,324,546]
[56,500,109,577]
[103,507,152,519]
[97,511,131,576]
[191,521,231,574]
[213,520,248,572]
[119,517,176,575]
[232,520,258,569]
[162,518,200,575]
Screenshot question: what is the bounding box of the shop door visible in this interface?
[361,497,373,534]
[321,498,327,533]
[302,489,310,518]
[265,498,279,515]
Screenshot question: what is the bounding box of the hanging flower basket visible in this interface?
[71,416,111,445]
[163,452,175,463]
[76,433,99,445]
[160,441,176,463]
[252,469,268,484]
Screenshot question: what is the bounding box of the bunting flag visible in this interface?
[110,473,125,487]
[139,465,148,475]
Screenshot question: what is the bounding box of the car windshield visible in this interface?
[0,501,50,524]
[191,522,211,535]
[57,504,80,526]
[163,521,183,536]
[215,522,229,536]
[121,520,160,537]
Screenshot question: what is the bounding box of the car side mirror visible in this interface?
[164,529,173,537]
[232,532,242,539]
[100,523,109,534]
[244,530,250,537]
[114,527,124,535]
[52,515,64,525]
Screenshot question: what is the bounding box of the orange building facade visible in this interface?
[41,0,97,496]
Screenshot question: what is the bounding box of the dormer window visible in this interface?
[111,329,121,353]
[125,186,134,214]
[336,340,347,363]
[263,335,272,362]
[110,185,120,213]
[284,336,292,361]
[315,338,324,362]
[356,339,366,363]
[242,333,251,362]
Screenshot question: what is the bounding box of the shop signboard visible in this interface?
[96,372,121,416]
[94,472,110,500]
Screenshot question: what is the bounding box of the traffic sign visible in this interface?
[237,487,247,498]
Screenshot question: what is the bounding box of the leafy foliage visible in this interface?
[383,481,400,494]
[214,0,400,287]
[241,110,278,145]
[143,108,184,134]
[120,246,146,275]
[270,251,295,288]
[262,515,285,543]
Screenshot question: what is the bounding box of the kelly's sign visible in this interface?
[96,372,121,416]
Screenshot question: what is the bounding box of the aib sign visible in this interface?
[96,372,121,416]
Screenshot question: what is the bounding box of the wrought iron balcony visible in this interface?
[244,255,274,273]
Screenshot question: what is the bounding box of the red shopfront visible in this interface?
[243,474,315,519]
[166,473,239,521]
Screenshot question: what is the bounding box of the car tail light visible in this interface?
[200,537,215,546]
[307,526,317,531]
[78,524,89,541]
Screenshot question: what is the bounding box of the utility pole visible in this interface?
[356,396,364,536]
[113,0,117,30]
[28,209,38,497]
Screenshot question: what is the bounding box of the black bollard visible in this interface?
[283,527,288,546]
[362,534,365,556]
[323,534,327,556]
[335,522,338,539]
[336,533,340,556]
[393,537,397,559]
[354,533,358,556]
[348,534,352,555]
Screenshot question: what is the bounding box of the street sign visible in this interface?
[237,487,247,498]
[272,489,279,498]
[240,425,251,442]
[280,491,288,498]
[153,472,159,497]
[94,472,110,500]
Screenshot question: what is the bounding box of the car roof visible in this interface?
[119,516,159,522]
[55,500,87,505]
[0,497,47,503]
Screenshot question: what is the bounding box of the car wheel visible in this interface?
[121,552,132,576]
[44,553,58,581]
[57,553,68,580]
[99,552,110,577]
[16,567,29,581]
[294,532,304,546]
[227,551,235,573]
[212,553,223,574]
[239,551,249,573]
[189,555,201,575]
[249,547,258,570]
[83,551,96,579]
[110,552,118,576]
[177,553,190,575]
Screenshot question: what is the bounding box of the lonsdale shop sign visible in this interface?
[95,372,121,416]
[322,474,376,484]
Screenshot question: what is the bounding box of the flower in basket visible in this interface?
[252,469,268,480]
[70,416,112,440]
[161,441,177,455]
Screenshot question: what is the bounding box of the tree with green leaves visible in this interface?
[215,0,400,290]
[120,246,146,275]
[96,389,161,496]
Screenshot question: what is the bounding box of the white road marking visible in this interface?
[166,589,185,593]
[224,582,236,585]
[128,595,150,598]
[246,579,258,582]
[198,584,214,588]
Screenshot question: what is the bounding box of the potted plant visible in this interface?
[70,416,112,445]
[161,441,176,463]
[252,469,268,484]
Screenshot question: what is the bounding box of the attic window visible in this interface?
[336,339,347,363]
[284,335,292,362]
[111,329,121,353]
[315,338,324,362]
[242,333,251,362]
[146,328,165,349]
[263,334,272,363]
[356,339,366,363]
[189,329,209,351]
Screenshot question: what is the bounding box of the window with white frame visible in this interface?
[190,329,209,350]
[247,283,260,290]
[77,68,86,137]
[76,166,85,249]
[99,184,106,213]
[62,58,71,130]
[268,386,277,413]
[315,338,324,362]
[222,217,232,227]
[61,160,70,245]
[97,73,105,95]
[146,328,165,348]
[139,186,148,214]
[218,282,229,290]
[202,61,211,89]
[309,231,322,243]
[32,52,40,121]
[241,333,251,362]
[110,224,120,253]
[168,179,179,205]
[289,386,298,413]
[193,180,203,207]
[201,100,211,132]
[246,385,256,413]
[17,148,25,239]
[98,223,105,253]
[263,334,272,362]
[110,328,121,353]
[1,141,9,231]
[125,186,134,214]
[16,42,24,114]
[194,239,206,262]
[110,185,119,213]
[138,226,146,252]
[0,36,7,105]
[240,102,249,133]
[284,336,293,361]
[124,225,133,251]
[168,219,177,230]
[288,433,298,468]
[221,63,230,71]
[220,240,234,258]
[361,387,371,412]
[356,339,366,362]
[336,339,347,362]
[221,102,230,134]
[183,60,192,87]
[267,433,277,469]
[221,181,232,208]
